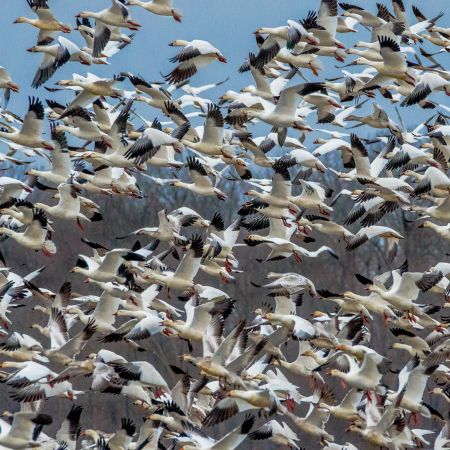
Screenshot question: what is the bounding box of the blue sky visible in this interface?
[1,0,449,136]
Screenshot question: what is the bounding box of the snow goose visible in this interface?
[41,317,97,366]
[412,166,450,196]
[409,194,450,222]
[302,90,342,124]
[75,15,133,54]
[339,290,396,324]
[339,3,389,28]
[0,410,52,449]
[54,405,83,450]
[284,149,327,172]
[273,341,322,379]
[124,118,188,165]
[0,360,51,387]
[316,289,373,319]
[324,71,374,102]
[182,104,224,156]
[0,209,56,256]
[76,103,135,169]
[329,351,385,395]
[401,72,450,106]
[261,131,306,151]
[182,322,267,387]
[345,133,372,179]
[253,21,318,68]
[283,404,334,443]
[345,225,403,257]
[14,0,71,44]
[387,355,438,418]
[355,36,417,88]
[35,182,100,230]
[0,200,36,231]
[409,6,445,40]
[129,0,182,22]
[10,373,79,403]
[419,220,450,240]
[76,0,141,57]
[346,102,403,142]
[367,268,443,318]
[0,97,54,150]
[161,100,200,141]
[171,157,227,200]
[297,215,353,242]
[143,234,203,292]
[111,360,169,394]
[245,83,322,143]
[337,14,359,32]
[56,107,113,147]
[244,227,337,263]
[118,208,186,245]
[67,291,120,333]
[253,271,317,297]
[179,414,255,450]
[145,402,202,435]
[203,214,241,263]
[0,67,20,107]
[50,353,111,389]
[351,177,413,211]
[27,124,71,185]
[236,135,276,168]
[164,40,227,84]
[241,56,298,102]
[319,387,363,421]
[302,0,343,49]
[122,73,173,109]
[345,391,404,448]
[101,309,164,343]
[290,179,333,216]
[71,248,144,283]
[430,387,450,404]
[343,194,397,227]
[0,332,46,362]
[243,159,292,209]
[0,177,34,206]
[272,48,321,77]
[385,144,439,171]
[55,73,124,115]
[27,37,94,88]
[203,389,279,427]
[262,310,316,340]
[162,297,234,345]
[248,420,299,448]
[169,207,210,228]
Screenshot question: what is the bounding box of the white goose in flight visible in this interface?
[0,97,54,150]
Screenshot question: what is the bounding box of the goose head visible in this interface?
[240,85,255,94]
[327,98,341,109]
[81,429,100,442]
[13,17,31,24]
[6,81,20,92]
[405,70,417,87]
[293,121,313,132]
[308,59,322,76]
[75,12,94,19]
[171,8,183,22]
[78,54,92,66]
[168,39,189,47]
[215,52,227,63]
[334,49,346,63]
[418,220,433,229]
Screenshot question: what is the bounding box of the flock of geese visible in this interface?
[0,0,450,449]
